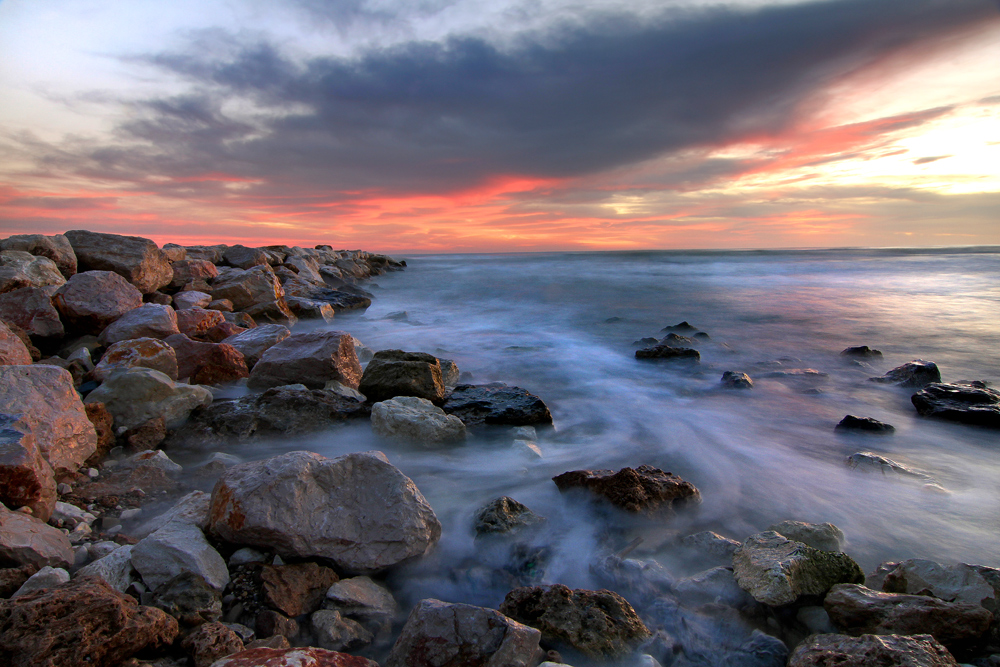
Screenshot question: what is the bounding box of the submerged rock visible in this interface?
[474,497,544,536]
[787,633,958,667]
[841,345,883,359]
[442,382,553,428]
[870,360,941,388]
[845,452,938,486]
[371,396,467,445]
[835,415,895,434]
[911,381,1000,428]
[552,465,701,515]
[635,345,700,361]
[768,520,845,552]
[721,371,753,389]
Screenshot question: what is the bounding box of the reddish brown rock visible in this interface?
[93,337,180,381]
[0,564,38,597]
[53,271,144,335]
[122,416,167,452]
[84,402,116,464]
[182,621,245,667]
[245,298,297,326]
[211,264,284,311]
[164,334,249,385]
[211,647,380,667]
[170,259,219,290]
[0,320,32,365]
[65,229,173,294]
[1,320,42,361]
[247,330,361,390]
[246,635,292,650]
[204,321,247,343]
[0,251,65,293]
[0,234,77,278]
[0,503,73,568]
[0,575,178,667]
[260,562,339,617]
[255,609,300,639]
[0,414,57,521]
[787,633,959,667]
[176,307,226,339]
[552,465,701,514]
[0,288,64,340]
[97,303,180,346]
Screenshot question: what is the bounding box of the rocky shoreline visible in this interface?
[1,231,999,667]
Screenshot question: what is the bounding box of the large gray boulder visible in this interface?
[386,599,541,667]
[0,365,97,474]
[0,234,77,277]
[76,544,138,592]
[0,320,32,365]
[210,264,283,311]
[732,531,864,606]
[0,503,73,568]
[247,330,362,390]
[53,270,144,335]
[0,413,57,521]
[84,367,213,430]
[222,324,290,369]
[0,251,66,293]
[0,287,65,339]
[64,229,173,293]
[131,517,230,592]
[371,396,467,446]
[208,450,441,573]
[97,303,180,346]
[359,350,447,404]
[787,633,959,667]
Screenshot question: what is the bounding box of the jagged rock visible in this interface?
[164,334,249,385]
[160,243,187,262]
[182,621,245,667]
[211,264,284,311]
[222,324,290,369]
[787,633,959,667]
[442,383,553,428]
[175,307,226,338]
[224,245,271,269]
[184,245,227,264]
[247,330,362,390]
[53,270,144,335]
[661,321,700,333]
[474,497,544,536]
[311,610,373,652]
[874,558,1000,619]
[282,281,371,312]
[552,465,701,515]
[170,259,219,290]
[0,287,65,339]
[359,350,447,403]
[0,320,32,365]
[84,367,213,430]
[93,337,179,381]
[0,413,57,521]
[870,360,941,388]
[255,609,300,640]
[132,512,229,592]
[76,544,137,592]
[768,520,845,552]
[286,297,336,321]
[0,365,97,474]
[911,382,1000,428]
[84,402,115,461]
[0,564,38,597]
[65,230,173,293]
[0,234,77,277]
[0,250,66,293]
[244,297,297,326]
[823,583,991,650]
[835,415,895,433]
[500,584,650,660]
[371,396,467,445]
[121,414,169,452]
[720,371,753,389]
[732,531,864,606]
[212,647,380,667]
[11,565,70,598]
[635,345,700,361]
[98,303,180,346]
[0,575,178,666]
[208,450,441,573]
[173,290,213,310]
[260,562,339,617]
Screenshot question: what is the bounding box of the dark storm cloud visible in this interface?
[57,0,1000,196]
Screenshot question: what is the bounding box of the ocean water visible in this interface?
[218,247,1000,654]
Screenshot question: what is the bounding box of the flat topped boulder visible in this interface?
[53,270,144,335]
[208,450,441,573]
[787,633,959,667]
[248,330,362,390]
[870,360,941,388]
[0,233,77,277]
[552,464,701,515]
[442,382,553,428]
[359,349,446,403]
[93,337,179,381]
[911,382,1000,428]
[211,264,284,311]
[65,229,173,293]
[97,302,180,346]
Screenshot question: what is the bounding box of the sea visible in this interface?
[205,247,1000,653]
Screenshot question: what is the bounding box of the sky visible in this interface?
[0,0,998,253]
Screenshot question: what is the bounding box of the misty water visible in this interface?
[203,247,1000,659]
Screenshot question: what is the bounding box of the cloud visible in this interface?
[912,155,952,164]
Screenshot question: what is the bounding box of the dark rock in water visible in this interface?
[835,415,895,434]
[787,633,959,667]
[474,497,544,536]
[841,345,883,359]
[911,382,1000,428]
[552,465,701,515]
[285,283,372,312]
[635,345,700,362]
[499,583,650,660]
[661,321,700,333]
[632,337,659,347]
[761,368,827,379]
[359,350,446,404]
[659,333,696,347]
[870,360,941,388]
[693,331,710,340]
[721,371,753,389]
[442,383,553,428]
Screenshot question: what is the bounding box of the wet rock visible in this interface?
[768,520,845,552]
[176,307,226,338]
[0,320,32,365]
[84,367,213,430]
[0,250,66,293]
[824,583,991,650]
[0,413,57,521]
[732,531,864,606]
[212,647,380,667]
[442,383,553,428]
[0,364,98,474]
[787,633,959,667]
[500,584,650,660]
[371,396,467,445]
[875,558,1000,616]
[53,270,144,335]
[635,345,700,361]
[11,565,70,598]
[673,566,755,607]
[552,465,701,515]
[222,324,290,369]
[151,570,223,627]
[661,321,700,333]
[911,382,1000,428]
[211,264,284,311]
[870,360,942,388]
[286,297,336,322]
[0,233,77,278]
[182,621,245,667]
[359,349,447,403]
[386,598,540,667]
[659,332,696,347]
[247,330,362,390]
[311,610,373,652]
[474,496,544,536]
[132,512,230,592]
[208,450,442,573]
[224,245,271,269]
[173,290,212,310]
[164,334,249,385]
[761,368,828,379]
[282,282,372,313]
[93,337,180,381]
[323,576,397,637]
[835,415,895,434]
[845,452,938,485]
[0,575,178,666]
[0,287,65,340]
[720,371,753,389]
[76,543,138,592]
[677,531,742,563]
[65,229,174,293]
[170,259,219,290]
[260,562,339,617]
[589,555,675,610]
[841,345,883,359]
[244,297,298,326]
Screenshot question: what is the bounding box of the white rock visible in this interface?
[228,547,268,566]
[11,565,70,597]
[131,490,211,539]
[131,519,229,591]
[118,449,183,475]
[371,396,467,446]
[51,501,97,528]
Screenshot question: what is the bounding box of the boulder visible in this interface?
[386,598,541,667]
[0,365,97,474]
[0,414,57,521]
[247,330,362,390]
[185,245,227,264]
[768,520,845,552]
[131,514,230,592]
[732,531,864,606]
[442,383,553,428]
[224,245,271,269]
[870,360,941,388]
[281,280,372,312]
[176,307,226,338]
[835,415,895,433]
[260,562,340,617]
[209,298,234,312]
[0,287,65,339]
[677,531,742,563]
[552,465,701,515]
[53,270,143,335]
[0,233,77,277]
[324,576,397,636]
[0,250,66,293]
[164,334,249,385]
[359,350,447,403]
[474,496,544,536]
[286,255,324,284]
[0,504,73,568]
[286,297,336,322]
[311,610,373,652]
[721,371,753,389]
[64,229,173,293]
[371,396,467,445]
[93,337,179,381]
[211,264,283,311]
[787,633,959,667]
[151,570,223,628]
[911,382,1000,428]
[75,544,138,592]
[841,345,882,359]
[875,558,999,612]
[173,290,213,310]
[97,302,180,346]
[182,621,245,667]
[84,402,115,458]
[499,584,650,660]
[208,450,441,573]
[823,583,991,649]
[211,648,380,667]
[160,243,187,262]
[170,259,219,290]
[84,367,213,430]
[0,320,32,365]
[255,609,300,640]
[244,297,297,325]
[223,324,291,369]
[635,345,700,361]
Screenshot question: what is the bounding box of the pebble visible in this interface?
[119,508,142,521]
[87,468,99,478]
[57,483,73,495]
